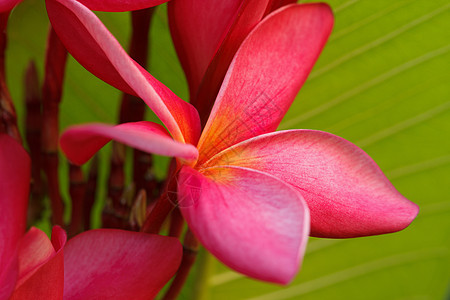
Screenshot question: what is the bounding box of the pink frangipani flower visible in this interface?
[0,134,183,299]
[48,0,419,284]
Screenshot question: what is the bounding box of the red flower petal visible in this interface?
[193,0,273,122]
[60,121,198,165]
[204,130,419,238]
[46,0,200,144]
[11,227,66,300]
[168,0,243,100]
[178,166,309,284]
[63,229,182,299]
[197,4,333,164]
[0,0,21,12]
[77,0,167,12]
[0,134,30,299]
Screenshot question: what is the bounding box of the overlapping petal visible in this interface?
[168,0,243,99]
[46,0,201,144]
[0,134,30,299]
[60,121,199,165]
[203,130,419,238]
[193,0,272,122]
[63,229,182,299]
[178,166,309,284]
[169,0,273,119]
[11,227,66,300]
[77,0,167,12]
[197,4,334,164]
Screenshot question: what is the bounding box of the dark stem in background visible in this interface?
[83,155,99,230]
[0,12,21,142]
[163,230,200,300]
[41,26,68,225]
[68,164,86,237]
[140,163,178,234]
[105,8,156,228]
[168,207,184,238]
[24,61,44,225]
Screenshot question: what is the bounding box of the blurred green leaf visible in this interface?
[6,0,449,299]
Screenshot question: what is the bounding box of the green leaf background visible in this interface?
[6,0,449,299]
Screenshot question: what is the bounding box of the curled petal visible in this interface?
[197,3,333,164]
[77,0,167,12]
[178,166,309,284]
[0,134,30,298]
[60,121,199,165]
[11,227,66,300]
[46,0,201,144]
[204,130,419,238]
[63,229,182,299]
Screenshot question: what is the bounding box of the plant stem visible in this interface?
[0,12,21,142]
[163,229,199,300]
[24,61,44,225]
[68,164,85,237]
[41,26,68,225]
[83,155,99,230]
[168,207,184,238]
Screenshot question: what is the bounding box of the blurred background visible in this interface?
[6,0,449,299]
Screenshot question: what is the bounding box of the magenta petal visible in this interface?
[77,0,167,12]
[204,130,419,238]
[0,0,21,12]
[63,229,182,299]
[46,0,201,144]
[11,227,66,300]
[168,0,243,99]
[178,166,309,284]
[197,4,333,163]
[60,121,199,165]
[0,134,30,298]
[193,0,272,122]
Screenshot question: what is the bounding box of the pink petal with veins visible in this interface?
[197,4,333,164]
[204,130,419,238]
[178,166,309,284]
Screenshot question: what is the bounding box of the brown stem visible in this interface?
[0,12,21,142]
[133,149,155,195]
[168,207,184,238]
[83,155,99,230]
[163,230,199,300]
[140,191,174,234]
[68,164,85,237]
[41,26,68,225]
[140,169,178,234]
[24,61,44,224]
